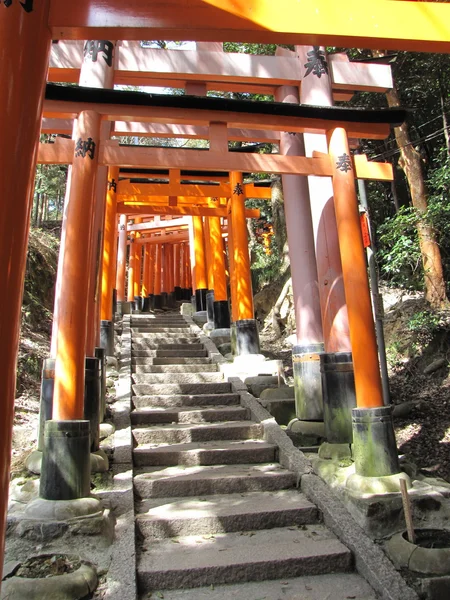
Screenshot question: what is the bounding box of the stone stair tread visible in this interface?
[133,440,276,466]
[132,358,211,365]
[136,489,316,519]
[132,372,224,384]
[137,524,352,589]
[133,463,296,497]
[132,364,218,373]
[133,420,258,432]
[131,406,248,424]
[132,393,241,408]
[132,383,231,395]
[139,573,376,600]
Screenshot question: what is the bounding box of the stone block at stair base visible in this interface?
[209,328,231,347]
[258,397,296,426]
[180,302,194,316]
[286,419,326,447]
[193,311,208,326]
[244,375,284,398]
[220,356,283,381]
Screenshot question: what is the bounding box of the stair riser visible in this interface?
[131,409,248,425]
[133,334,198,339]
[132,373,223,384]
[132,394,240,409]
[137,507,319,539]
[133,365,217,374]
[134,472,296,499]
[133,424,263,445]
[133,446,276,467]
[137,554,352,591]
[132,358,210,365]
[132,351,207,358]
[132,383,231,395]
[132,344,203,351]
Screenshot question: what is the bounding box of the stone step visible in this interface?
[137,524,352,590]
[141,573,377,600]
[132,335,198,342]
[133,364,218,374]
[132,393,240,409]
[133,440,277,467]
[135,490,319,539]
[132,382,231,396]
[132,343,204,351]
[131,406,248,425]
[132,421,263,445]
[132,327,190,333]
[132,357,211,366]
[132,372,224,385]
[132,350,208,358]
[133,463,296,498]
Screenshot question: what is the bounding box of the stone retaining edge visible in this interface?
[105,314,136,600]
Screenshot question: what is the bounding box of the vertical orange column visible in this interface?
[230,172,253,320]
[101,167,119,320]
[193,216,208,290]
[142,242,150,297]
[53,111,101,420]
[204,218,215,292]
[148,244,156,295]
[133,217,142,298]
[227,200,238,322]
[188,220,197,292]
[167,244,175,293]
[210,217,227,303]
[328,128,383,409]
[127,232,136,302]
[174,244,181,289]
[116,214,127,302]
[154,244,162,295]
[0,0,51,571]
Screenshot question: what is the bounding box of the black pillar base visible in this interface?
[134,295,143,312]
[292,343,324,422]
[168,292,176,308]
[100,320,114,356]
[206,290,215,326]
[112,289,117,318]
[37,358,55,453]
[161,291,168,308]
[40,420,91,501]
[195,288,208,312]
[153,294,162,310]
[213,300,231,329]
[235,319,260,355]
[321,352,356,443]
[94,347,106,423]
[174,286,183,300]
[84,357,101,452]
[142,296,151,312]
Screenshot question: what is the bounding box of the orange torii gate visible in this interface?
[2,0,450,575]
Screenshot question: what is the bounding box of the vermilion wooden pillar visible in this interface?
[174,243,181,298]
[328,128,384,409]
[226,200,238,322]
[101,167,120,321]
[142,242,150,297]
[116,214,127,304]
[210,216,231,328]
[188,220,197,294]
[0,0,51,575]
[148,244,156,296]
[204,218,215,292]
[229,172,253,321]
[193,215,208,311]
[133,217,143,299]
[53,111,101,420]
[127,231,136,302]
[154,244,162,296]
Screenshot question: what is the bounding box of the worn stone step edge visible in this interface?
[132,393,241,409]
[130,406,248,425]
[132,422,263,444]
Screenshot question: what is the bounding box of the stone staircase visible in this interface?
[130,312,377,599]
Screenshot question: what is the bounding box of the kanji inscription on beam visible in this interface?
[83,40,114,67]
[75,137,96,160]
[108,179,117,192]
[304,47,328,78]
[336,153,352,173]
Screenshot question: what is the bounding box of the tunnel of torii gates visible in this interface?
[2,0,450,573]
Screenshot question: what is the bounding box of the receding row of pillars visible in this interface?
[0,7,402,574]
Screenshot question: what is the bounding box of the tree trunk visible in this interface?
[373,51,449,308]
[439,76,450,160]
[270,177,286,253]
